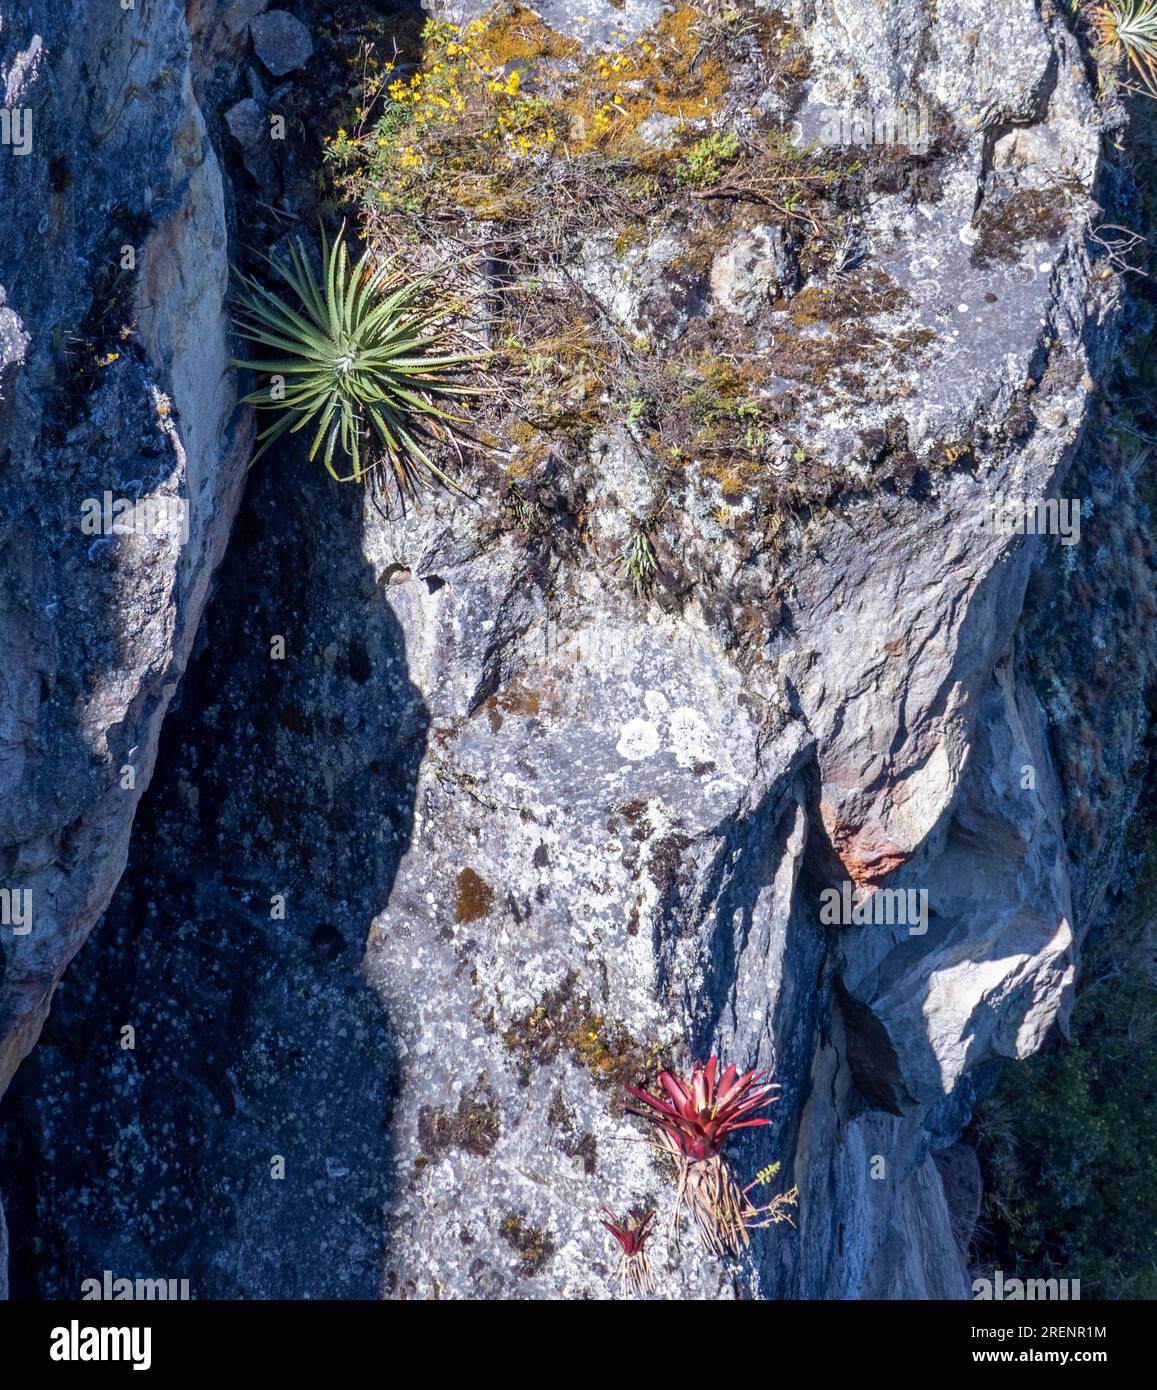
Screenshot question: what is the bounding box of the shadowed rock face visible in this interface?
[0,0,251,1262]
[0,0,1153,1301]
[1,458,420,1299]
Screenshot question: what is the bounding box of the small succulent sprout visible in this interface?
[599,1207,656,1298]
[616,528,657,596]
[626,1056,792,1257]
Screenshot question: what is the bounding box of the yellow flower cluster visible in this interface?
[366,15,561,169]
[487,68,521,98]
[330,7,709,216]
[323,126,355,153]
[591,102,618,134]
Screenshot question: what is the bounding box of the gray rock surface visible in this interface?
[224,95,281,194]
[711,224,797,318]
[933,1141,983,1254]
[225,96,266,148]
[249,10,313,78]
[329,0,1148,1300]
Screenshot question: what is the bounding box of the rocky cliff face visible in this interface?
[1,0,1153,1301]
[0,0,255,1282]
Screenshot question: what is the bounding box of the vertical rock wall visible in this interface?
[0,0,253,1281]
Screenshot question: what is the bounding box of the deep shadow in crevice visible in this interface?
[0,440,428,1299]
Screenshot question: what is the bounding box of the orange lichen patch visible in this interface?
[480,679,545,733]
[678,351,770,408]
[503,417,553,478]
[495,681,541,717]
[784,268,911,331]
[472,2,582,64]
[820,802,913,888]
[702,459,765,496]
[652,350,785,487]
[758,270,938,396]
[456,867,496,923]
[838,846,913,889]
[439,171,537,220]
[529,316,617,374]
[500,970,671,1092]
[562,4,731,154]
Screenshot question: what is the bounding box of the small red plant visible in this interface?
[599,1207,656,1297]
[626,1057,796,1256]
[626,1058,780,1160]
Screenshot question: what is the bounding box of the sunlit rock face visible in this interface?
[347,0,1125,1300]
[1,0,1152,1303]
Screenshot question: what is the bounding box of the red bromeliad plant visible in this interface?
[627,1057,780,1160]
[626,1057,797,1256]
[599,1207,656,1297]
